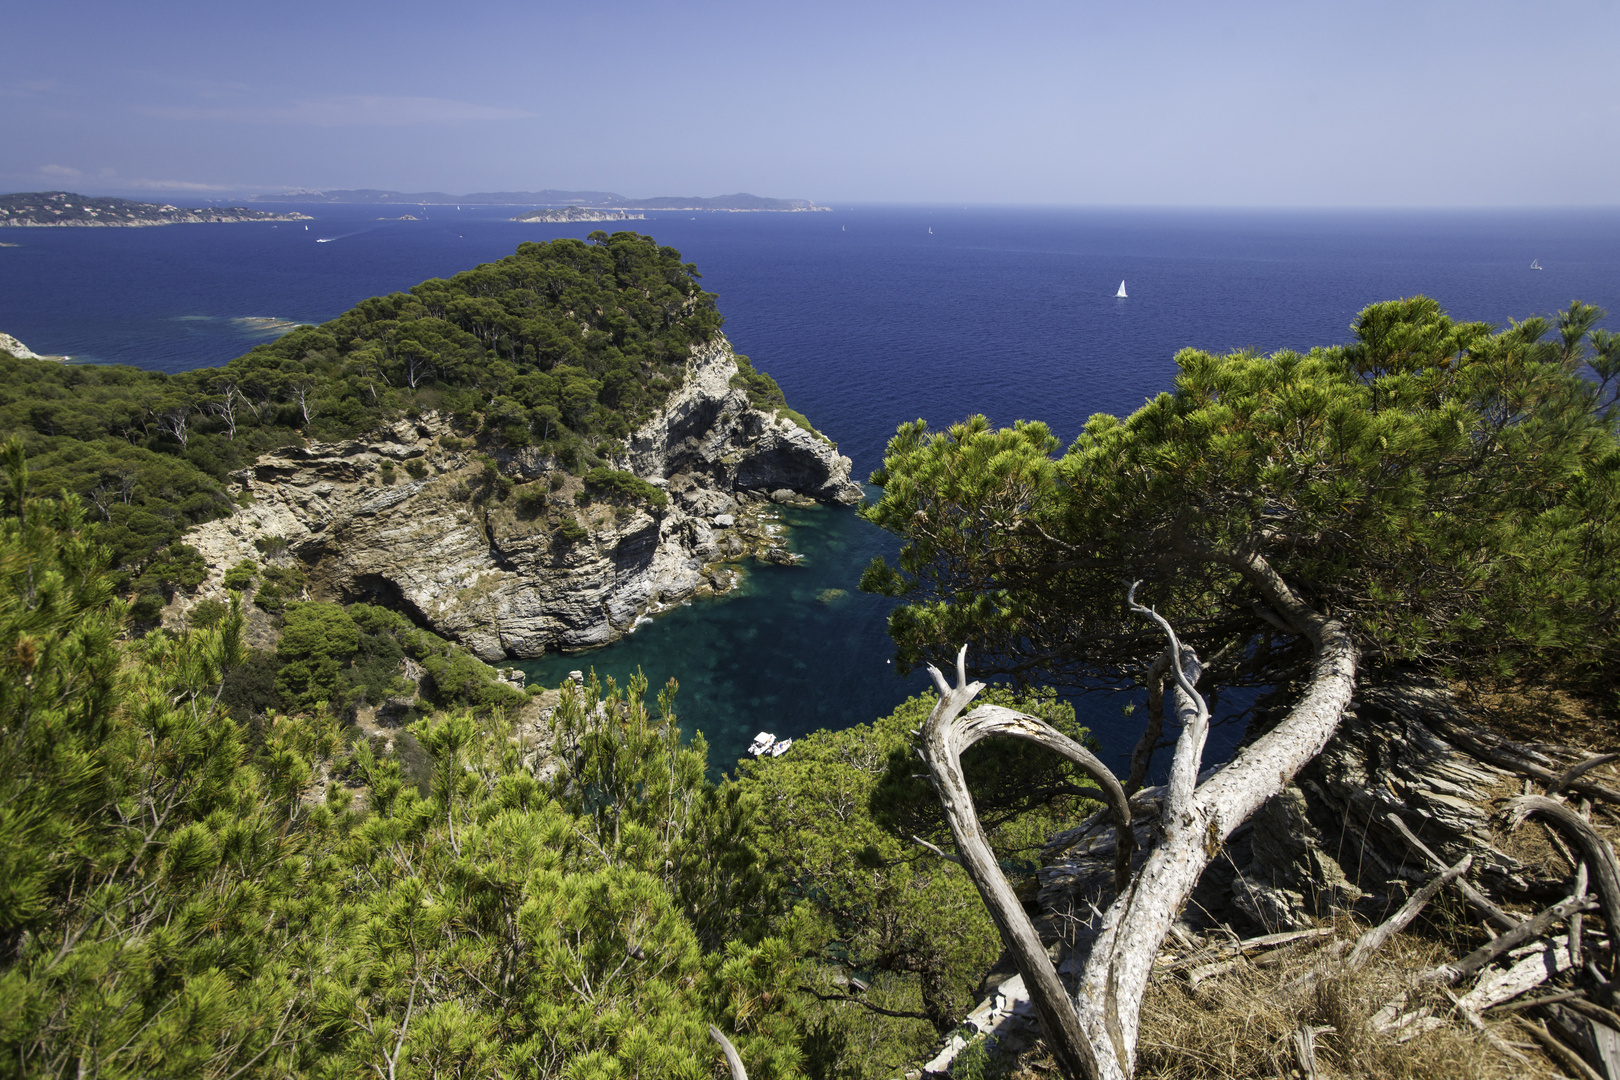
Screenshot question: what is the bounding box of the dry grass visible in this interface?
[1126,930,1553,1080]
[1456,677,1620,889]
[1455,679,1617,758]
[980,929,1569,1080]
[1491,804,1575,879]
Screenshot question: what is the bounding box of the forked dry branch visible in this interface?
[915,564,1358,1080]
[1504,795,1620,976]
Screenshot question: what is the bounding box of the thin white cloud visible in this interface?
[117,177,244,192]
[31,166,246,193]
[1,79,59,98]
[142,94,534,127]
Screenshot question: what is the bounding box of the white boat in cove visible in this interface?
[1116,280,1128,298]
[1531,259,1543,270]
[747,731,793,758]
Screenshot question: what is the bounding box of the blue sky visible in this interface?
[4,0,1617,206]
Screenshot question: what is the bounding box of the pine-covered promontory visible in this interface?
[1,231,851,631]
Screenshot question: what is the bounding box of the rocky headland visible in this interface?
[254,188,828,211]
[185,335,861,660]
[0,331,67,362]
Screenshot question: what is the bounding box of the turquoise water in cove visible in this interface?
[4,204,1618,774]
[514,502,914,776]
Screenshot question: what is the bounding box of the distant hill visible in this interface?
[253,189,829,211]
[0,191,312,227]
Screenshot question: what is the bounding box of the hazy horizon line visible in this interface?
[7,186,1620,214]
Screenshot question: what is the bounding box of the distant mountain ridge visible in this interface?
[252,188,828,211]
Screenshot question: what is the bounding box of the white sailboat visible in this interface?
[1531,259,1543,270]
[1116,280,1128,298]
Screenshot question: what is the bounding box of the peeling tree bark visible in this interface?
[917,550,1357,1080]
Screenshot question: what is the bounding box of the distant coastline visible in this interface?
[0,192,312,228]
[251,188,830,212]
[513,208,646,223]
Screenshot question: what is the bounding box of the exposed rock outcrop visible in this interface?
[185,336,860,660]
[0,332,65,361]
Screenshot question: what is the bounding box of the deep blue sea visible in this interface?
[4,204,1618,776]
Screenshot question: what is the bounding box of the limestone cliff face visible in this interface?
[186,336,861,659]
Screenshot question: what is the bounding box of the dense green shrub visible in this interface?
[222,557,258,591]
[252,562,306,613]
[583,467,669,509]
[730,353,787,411]
[189,597,228,629]
[275,602,362,712]
[735,688,1097,1072]
[513,482,549,515]
[554,517,589,543]
[217,647,282,726]
[254,534,289,559]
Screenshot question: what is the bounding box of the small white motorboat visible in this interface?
[747,732,794,758]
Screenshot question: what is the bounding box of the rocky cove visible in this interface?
[183,336,862,660]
